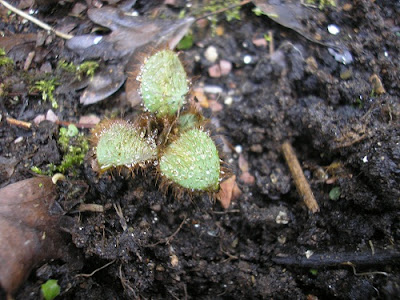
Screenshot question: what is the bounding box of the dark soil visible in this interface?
[1,0,400,299]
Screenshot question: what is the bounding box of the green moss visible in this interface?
[0,48,13,67]
[77,61,99,79]
[57,125,89,174]
[32,125,88,175]
[94,120,157,171]
[139,49,188,117]
[58,60,99,80]
[160,129,220,191]
[32,79,60,109]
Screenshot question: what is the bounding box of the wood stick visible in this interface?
[282,141,320,213]
[6,117,32,129]
[0,0,73,40]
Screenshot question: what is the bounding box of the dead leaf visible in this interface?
[79,64,126,105]
[65,6,194,105]
[0,177,65,295]
[66,7,194,61]
[217,175,242,209]
[252,0,350,52]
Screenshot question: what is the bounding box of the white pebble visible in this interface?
[234,145,242,153]
[327,24,340,35]
[224,96,233,105]
[204,46,218,63]
[243,55,252,64]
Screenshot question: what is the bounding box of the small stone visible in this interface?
[208,100,223,112]
[240,172,255,185]
[33,114,46,124]
[250,144,263,153]
[327,24,340,35]
[219,60,232,76]
[46,109,58,122]
[204,46,218,63]
[170,254,179,267]
[79,114,100,125]
[208,64,221,78]
[252,38,267,47]
[224,96,233,105]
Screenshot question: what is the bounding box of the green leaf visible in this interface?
[329,187,341,200]
[41,279,60,300]
[139,50,188,117]
[94,120,157,171]
[160,129,220,191]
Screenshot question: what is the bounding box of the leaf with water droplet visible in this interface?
[139,49,189,117]
[92,119,157,171]
[160,129,220,191]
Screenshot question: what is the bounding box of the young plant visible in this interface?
[91,48,226,196]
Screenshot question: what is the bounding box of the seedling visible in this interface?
[41,279,60,300]
[91,48,227,196]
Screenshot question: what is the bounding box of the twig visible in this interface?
[6,117,32,129]
[342,262,388,277]
[78,203,104,213]
[273,249,400,267]
[75,259,116,278]
[114,203,128,231]
[0,0,73,40]
[145,217,186,247]
[282,141,320,213]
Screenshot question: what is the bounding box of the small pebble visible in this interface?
[14,136,23,144]
[219,60,232,76]
[224,96,233,105]
[204,46,218,63]
[234,145,242,153]
[243,55,252,64]
[46,109,58,123]
[327,24,340,35]
[252,38,267,47]
[208,64,221,78]
[203,85,223,94]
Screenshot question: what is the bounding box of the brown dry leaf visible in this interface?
[0,177,65,295]
[193,87,209,108]
[217,175,242,209]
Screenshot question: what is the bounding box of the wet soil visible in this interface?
[1,0,400,299]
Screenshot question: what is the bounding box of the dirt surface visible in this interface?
[1,0,400,299]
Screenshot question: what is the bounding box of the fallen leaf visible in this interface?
[252,0,350,53]
[0,177,65,295]
[65,6,194,105]
[193,87,209,108]
[79,64,126,105]
[217,175,241,209]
